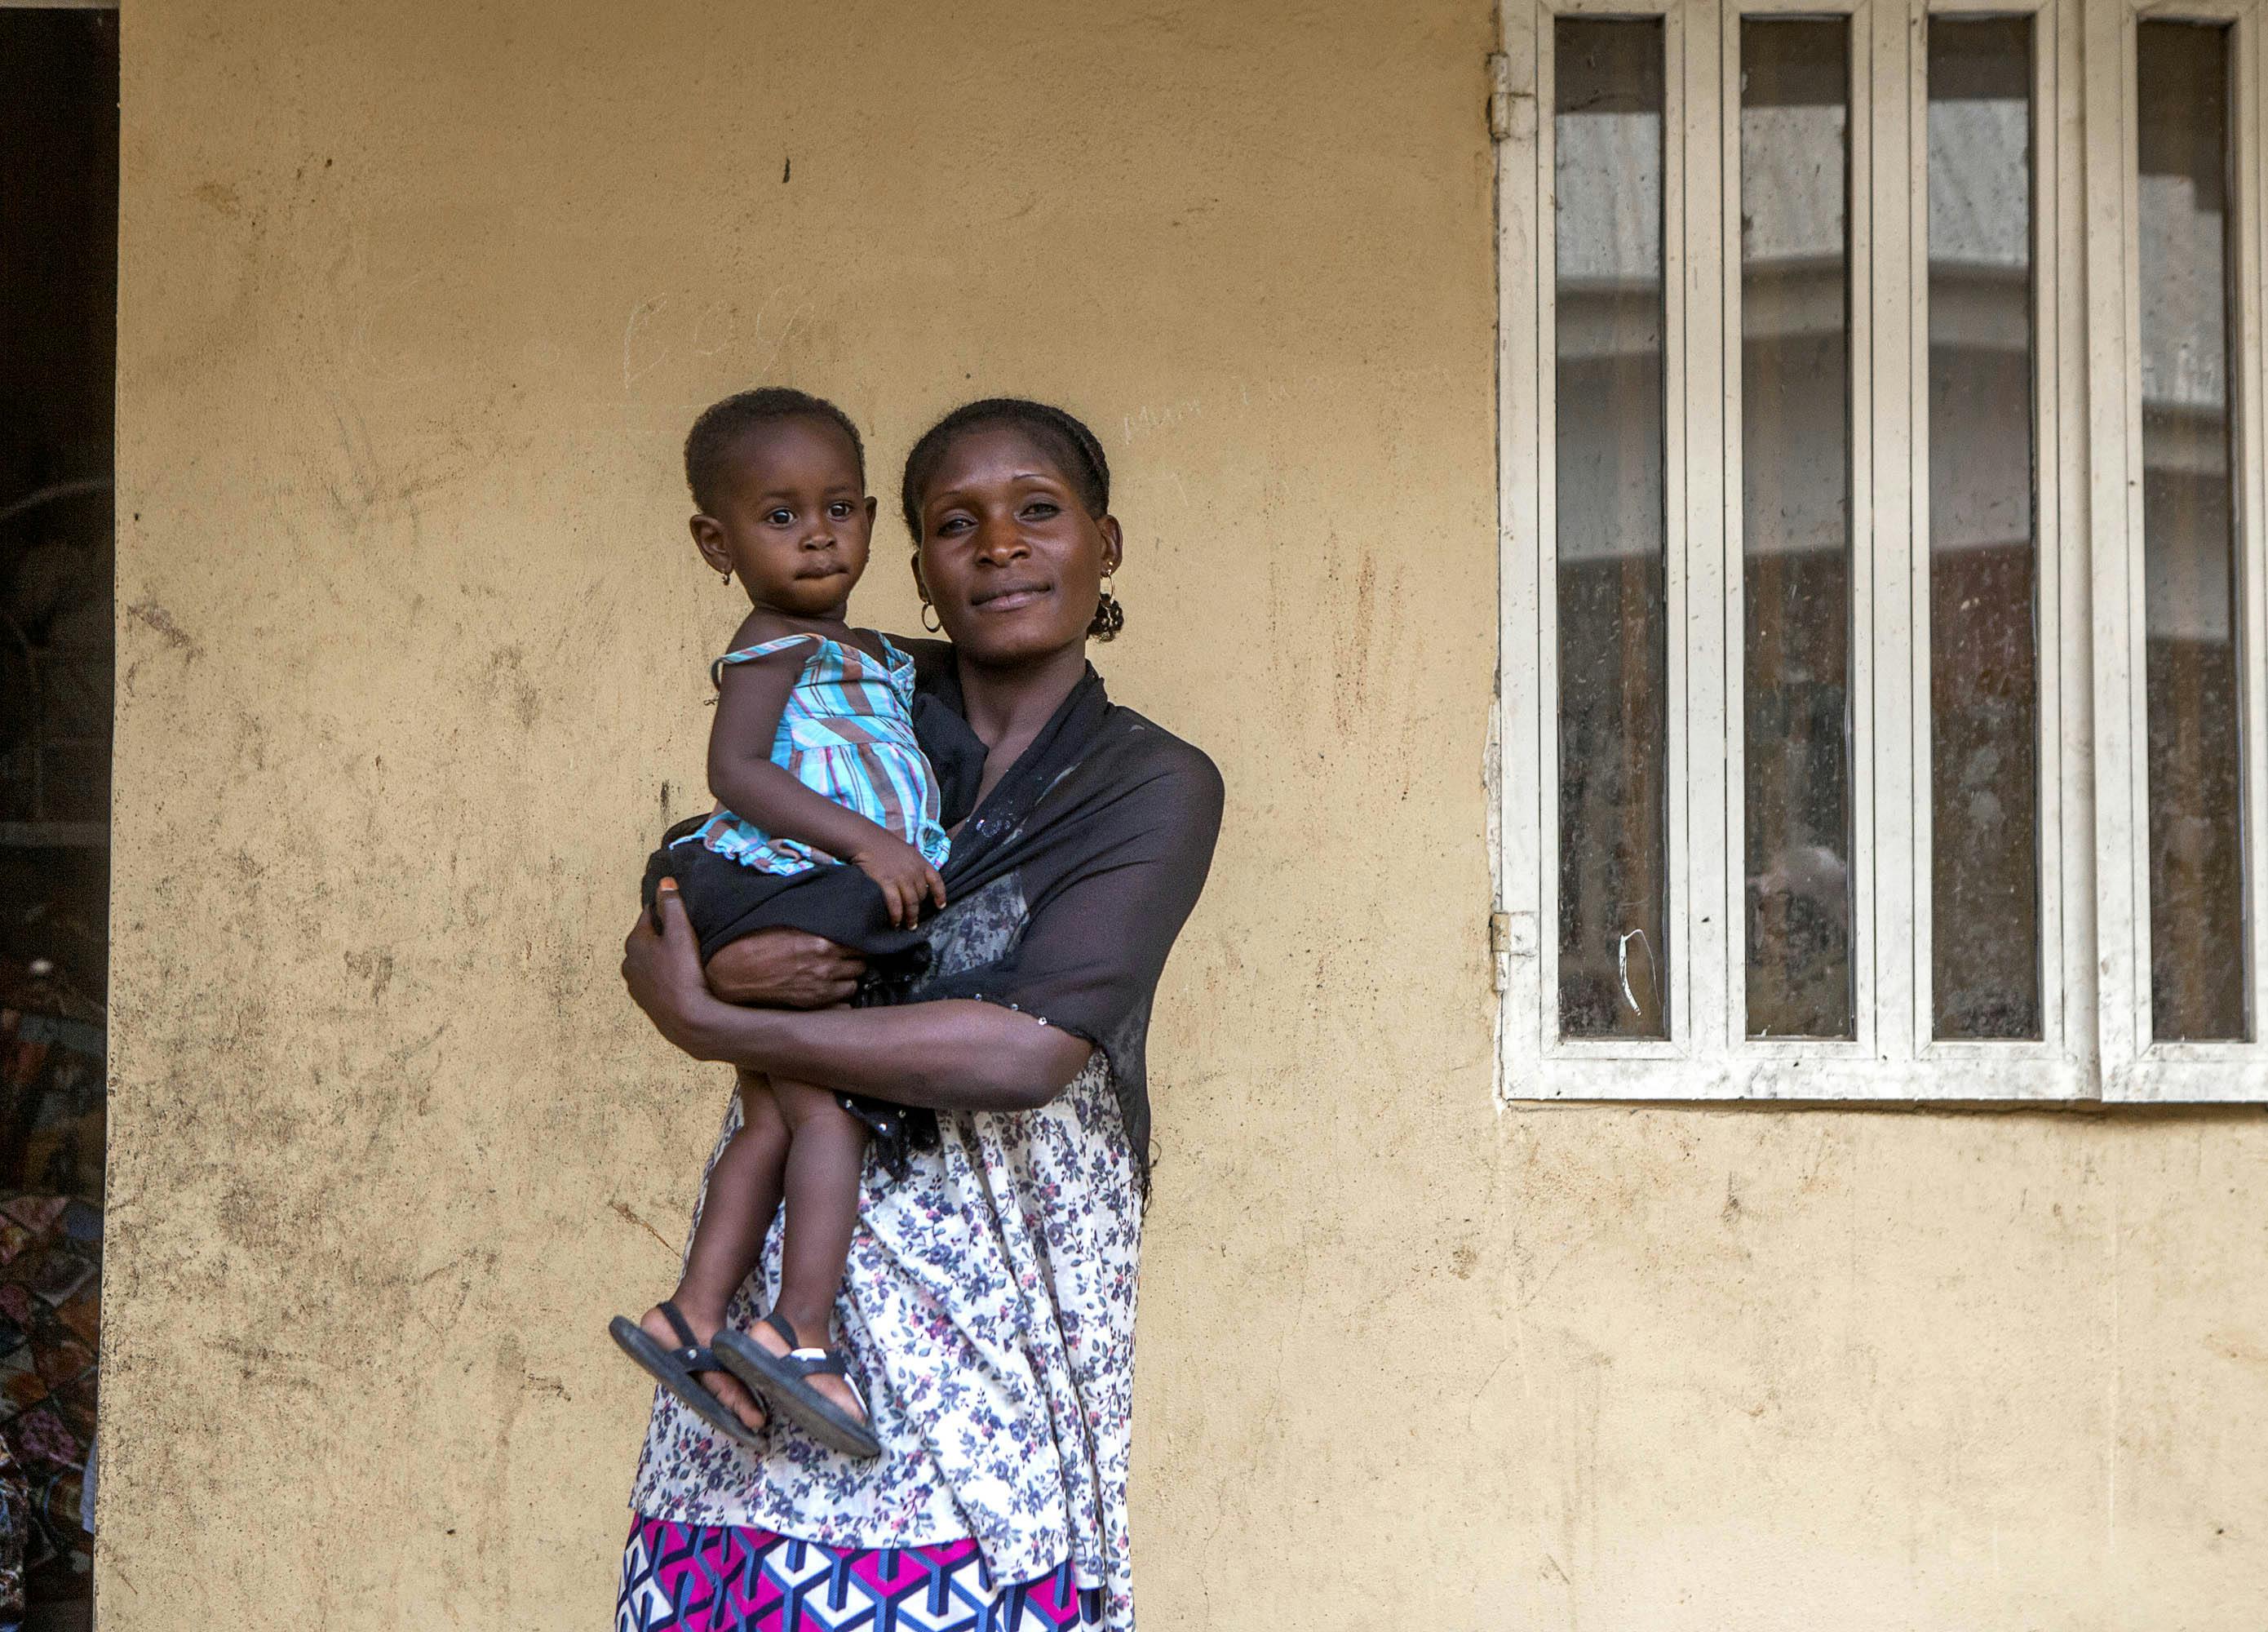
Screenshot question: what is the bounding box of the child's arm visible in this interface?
[709,645,946,928]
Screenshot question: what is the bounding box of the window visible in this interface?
[1496,0,2268,1100]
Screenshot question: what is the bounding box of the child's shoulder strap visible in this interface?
[711,631,826,689]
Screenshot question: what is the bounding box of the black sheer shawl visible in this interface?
[896,641,1223,1191]
[647,641,1222,1191]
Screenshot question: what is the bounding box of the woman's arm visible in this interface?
[626,885,1093,1111]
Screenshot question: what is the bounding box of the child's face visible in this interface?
[692,416,877,618]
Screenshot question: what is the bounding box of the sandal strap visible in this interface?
[760,1309,852,1381]
[658,1301,721,1372]
[782,1346,867,1415]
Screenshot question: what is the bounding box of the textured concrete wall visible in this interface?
[101,1,2268,1627]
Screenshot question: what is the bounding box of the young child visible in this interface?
[610,388,950,1460]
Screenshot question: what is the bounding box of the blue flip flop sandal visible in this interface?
[714,1311,884,1459]
[609,1302,766,1451]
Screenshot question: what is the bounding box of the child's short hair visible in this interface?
[684,388,866,516]
[898,398,1110,542]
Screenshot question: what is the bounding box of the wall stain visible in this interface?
[125,600,203,659]
[343,948,396,1004]
[483,645,543,730]
[609,1198,676,1255]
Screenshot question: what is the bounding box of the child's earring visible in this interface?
[719,565,733,586]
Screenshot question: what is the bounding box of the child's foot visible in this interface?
[748,1313,868,1426]
[640,1303,769,1436]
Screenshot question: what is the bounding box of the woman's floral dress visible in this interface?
[627,1051,1141,1629]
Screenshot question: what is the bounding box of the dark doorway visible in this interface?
[0,7,117,1628]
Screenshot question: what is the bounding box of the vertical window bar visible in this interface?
[1740,17,1857,1040]
[1927,16,2044,1040]
[2137,21,2249,1042]
[1554,18,1671,1039]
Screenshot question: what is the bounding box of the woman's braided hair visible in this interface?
[900,398,1122,641]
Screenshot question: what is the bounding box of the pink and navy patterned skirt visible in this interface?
[617,1515,1101,1632]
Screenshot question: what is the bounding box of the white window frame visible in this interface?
[1495,0,2268,1102]
[2093,0,2268,1098]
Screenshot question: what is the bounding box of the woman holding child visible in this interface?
[614,391,1222,1632]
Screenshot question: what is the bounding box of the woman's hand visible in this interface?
[622,883,729,1056]
[702,926,867,1009]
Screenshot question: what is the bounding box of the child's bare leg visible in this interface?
[674,1071,791,1319]
[640,1067,785,1434]
[750,1076,870,1423]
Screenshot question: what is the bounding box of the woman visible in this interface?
[617,398,1223,1632]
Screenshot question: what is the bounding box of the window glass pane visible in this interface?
[1555,18,1670,1038]
[1741,18,1855,1040]
[2137,22,2249,1042]
[1928,16,2042,1040]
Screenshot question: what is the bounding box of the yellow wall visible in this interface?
[101,1,2268,1626]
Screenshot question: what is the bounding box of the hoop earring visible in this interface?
[920,601,944,633]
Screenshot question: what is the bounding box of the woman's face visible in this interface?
[913,426,1122,669]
